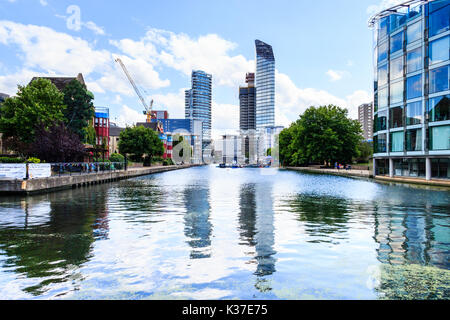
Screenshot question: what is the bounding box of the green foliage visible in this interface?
[0,157,24,163]
[354,140,373,163]
[280,105,362,166]
[83,122,97,146]
[109,153,125,163]
[62,80,95,143]
[266,148,272,156]
[0,78,65,145]
[118,126,164,163]
[26,157,41,163]
[162,158,174,166]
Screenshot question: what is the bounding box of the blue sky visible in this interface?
[0,0,400,138]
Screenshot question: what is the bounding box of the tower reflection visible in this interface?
[238,182,276,292]
[183,186,212,259]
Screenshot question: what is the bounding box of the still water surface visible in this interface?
[0,166,449,299]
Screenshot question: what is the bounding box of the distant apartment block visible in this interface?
[358,103,374,141]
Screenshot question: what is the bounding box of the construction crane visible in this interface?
[115,57,154,123]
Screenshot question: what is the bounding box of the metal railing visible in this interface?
[50,162,126,177]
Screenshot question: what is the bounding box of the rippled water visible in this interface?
[0,166,449,300]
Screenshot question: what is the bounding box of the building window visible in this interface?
[429,36,449,65]
[378,64,388,86]
[406,74,422,99]
[378,17,388,40]
[378,87,388,110]
[374,133,387,153]
[407,20,422,44]
[407,47,422,73]
[390,131,404,152]
[375,158,389,175]
[390,81,404,104]
[378,41,388,62]
[390,56,404,80]
[406,101,423,125]
[429,125,450,150]
[429,3,450,37]
[393,158,425,177]
[406,128,422,151]
[431,158,450,179]
[377,110,387,131]
[429,95,450,122]
[429,65,449,94]
[390,106,403,128]
[390,31,404,54]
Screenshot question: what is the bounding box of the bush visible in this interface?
[26,157,41,163]
[109,153,125,163]
[0,157,24,163]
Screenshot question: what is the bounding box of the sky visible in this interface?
[0,0,404,139]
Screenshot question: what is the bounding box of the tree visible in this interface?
[62,80,95,143]
[28,122,86,162]
[355,140,373,163]
[118,126,164,164]
[279,105,362,167]
[0,78,65,146]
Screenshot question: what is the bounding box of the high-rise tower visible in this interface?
[255,40,275,129]
[185,70,213,143]
[239,73,256,131]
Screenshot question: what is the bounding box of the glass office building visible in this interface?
[185,70,212,143]
[255,40,275,129]
[371,0,450,180]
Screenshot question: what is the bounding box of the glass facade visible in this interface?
[372,0,450,180]
[255,40,275,129]
[185,70,212,142]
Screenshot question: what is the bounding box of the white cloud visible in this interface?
[326,69,349,82]
[83,21,105,36]
[111,29,255,88]
[116,105,146,127]
[0,21,169,97]
[367,0,405,16]
[345,90,373,119]
[0,69,38,95]
[39,0,47,6]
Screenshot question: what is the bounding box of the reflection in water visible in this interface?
[0,187,109,297]
[373,203,450,269]
[288,195,350,243]
[238,182,276,292]
[183,186,212,259]
[0,166,448,299]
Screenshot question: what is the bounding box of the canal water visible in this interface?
[0,166,449,300]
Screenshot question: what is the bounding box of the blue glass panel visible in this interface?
[407,47,422,73]
[429,36,449,65]
[429,4,450,37]
[378,41,388,62]
[406,75,422,100]
[429,65,449,94]
[407,20,422,44]
[390,31,404,53]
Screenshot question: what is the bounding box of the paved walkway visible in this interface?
[284,167,371,178]
[284,166,450,188]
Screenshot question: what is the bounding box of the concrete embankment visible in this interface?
[0,164,200,195]
[284,167,372,179]
[284,166,450,188]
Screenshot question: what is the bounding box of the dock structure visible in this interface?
[0,165,199,195]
